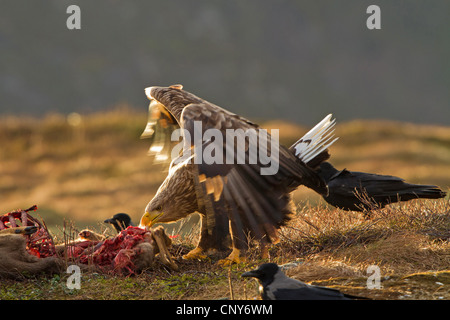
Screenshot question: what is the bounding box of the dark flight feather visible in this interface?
[142,85,336,254]
[317,162,446,211]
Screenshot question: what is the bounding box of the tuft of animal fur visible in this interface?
[0,232,63,279]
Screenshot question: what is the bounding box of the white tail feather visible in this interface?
[292,114,339,164]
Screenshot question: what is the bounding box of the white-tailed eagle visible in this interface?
[139,85,337,263]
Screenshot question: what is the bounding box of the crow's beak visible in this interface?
[241,270,261,279]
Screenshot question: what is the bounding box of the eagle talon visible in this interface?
[217,248,247,266]
[182,247,207,260]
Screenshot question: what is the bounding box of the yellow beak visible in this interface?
[139,211,163,229]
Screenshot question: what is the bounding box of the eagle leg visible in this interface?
[217,247,247,266]
[182,247,207,260]
[260,241,269,259]
[183,211,230,260]
[182,221,209,260]
[218,224,250,265]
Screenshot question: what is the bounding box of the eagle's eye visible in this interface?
[155,205,162,211]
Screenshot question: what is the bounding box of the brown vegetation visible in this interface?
[0,110,449,299]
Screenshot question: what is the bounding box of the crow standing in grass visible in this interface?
[104,213,134,233]
[317,162,446,212]
[242,263,367,300]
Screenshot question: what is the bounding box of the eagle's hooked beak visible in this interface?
[139,211,163,229]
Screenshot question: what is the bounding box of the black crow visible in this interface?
[317,162,446,212]
[104,213,134,233]
[242,263,366,300]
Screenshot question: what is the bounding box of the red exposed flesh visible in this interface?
[2,206,161,275]
[73,226,151,274]
[1,205,55,257]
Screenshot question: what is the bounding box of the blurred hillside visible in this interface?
[0,110,449,235]
[0,1,449,125]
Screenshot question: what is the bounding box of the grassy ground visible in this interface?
[1,199,449,300]
[0,110,449,300]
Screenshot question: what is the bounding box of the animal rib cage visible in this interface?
[0,205,56,258]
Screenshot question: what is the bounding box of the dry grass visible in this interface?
[273,199,450,300]
[1,198,449,300]
[0,110,449,300]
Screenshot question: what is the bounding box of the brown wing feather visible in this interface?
[140,100,179,163]
[180,102,324,247]
[144,86,327,249]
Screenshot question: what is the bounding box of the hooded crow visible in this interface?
[317,162,446,212]
[242,263,366,300]
[104,213,134,233]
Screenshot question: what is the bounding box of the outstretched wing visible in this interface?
[140,99,180,163]
[180,103,326,246]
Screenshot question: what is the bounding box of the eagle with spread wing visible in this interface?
[139,85,337,264]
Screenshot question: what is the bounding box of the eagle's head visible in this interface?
[139,84,205,229]
[139,162,198,229]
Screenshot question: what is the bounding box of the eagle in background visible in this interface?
[138,85,337,264]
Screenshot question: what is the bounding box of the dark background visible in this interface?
[1,0,449,125]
